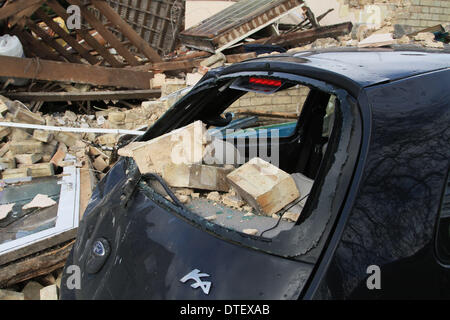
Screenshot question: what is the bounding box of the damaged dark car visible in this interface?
[61,49,450,299]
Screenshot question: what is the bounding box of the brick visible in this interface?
[0,100,8,115]
[54,132,79,147]
[2,167,30,179]
[118,121,207,175]
[239,98,252,107]
[22,281,43,300]
[186,73,203,86]
[10,141,43,155]
[0,141,10,157]
[162,163,233,192]
[11,102,45,125]
[0,126,11,139]
[108,112,125,124]
[40,284,58,300]
[250,97,272,105]
[10,128,31,141]
[430,6,441,13]
[271,96,292,104]
[43,140,59,157]
[15,153,42,164]
[0,157,16,170]
[432,0,441,6]
[93,156,108,172]
[0,289,24,300]
[96,133,118,146]
[49,145,67,166]
[33,130,53,143]
[420,0,433,5]
[19,163,54,177]
[431,13,440,20]
[150,73,166,89]
[226,157,300,216]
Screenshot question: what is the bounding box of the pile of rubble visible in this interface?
[119,120,311,234]
[0,269,62,300]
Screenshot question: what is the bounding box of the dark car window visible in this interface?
[436,168,450,265]
[137,71,362,258]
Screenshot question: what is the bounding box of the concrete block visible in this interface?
[10,141,43,155]
[162,163,233,191]
[226,157,300,216]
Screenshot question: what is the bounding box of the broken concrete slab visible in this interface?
[226,157,300,216]
[22,194,57,211]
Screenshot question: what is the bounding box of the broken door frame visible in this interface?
[0,156,80,265]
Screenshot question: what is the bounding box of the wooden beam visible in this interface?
[67,0,140,66]
[0,240,74,288]
[0,229,77,266]
[252,22,353,47]
[127,59,202,72]
[10,26,63,61]
[45,0,124,68]
[0,0,44,20]
[26,19,82,64]
[0,56,153,89]
[34,8,99,65]
[3,89,161,102]
[92,0,163,63]
[225,52,257,64]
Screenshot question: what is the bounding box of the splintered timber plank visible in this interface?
[0,56,153,89]
[26,20,82,64]
[67,0,140,66]
[46,0,124,68]
[34,8,99,65]
[91,0,162,63]
[0,240,75,288]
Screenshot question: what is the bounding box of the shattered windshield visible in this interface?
[120,71,360,258]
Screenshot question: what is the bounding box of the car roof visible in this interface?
[242,48,450,88]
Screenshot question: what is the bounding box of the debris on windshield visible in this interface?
[227,157,300,216]
[22,194,57,211]
[118,120,207,174]
[162,163,234,192]
[243,229,259,236]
